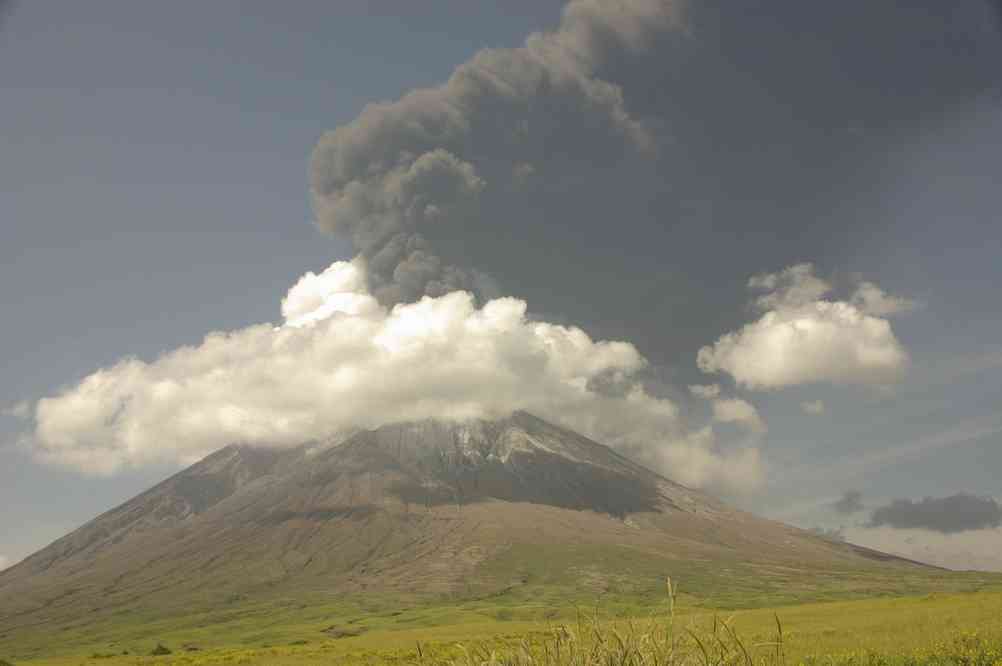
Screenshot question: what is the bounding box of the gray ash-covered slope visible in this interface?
[297,412,681,517]
[0,412,951,643]
[12,444,288,576]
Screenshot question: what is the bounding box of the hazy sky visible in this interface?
[2,1,1001,571]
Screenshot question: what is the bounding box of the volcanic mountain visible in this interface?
[0,412,988,656]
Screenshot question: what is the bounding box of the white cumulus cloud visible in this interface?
[711,398,767,435]
[697,263,912,390]
[748,262,832,311]
[27,257,762,495]
[850,281,920,317]
[649,427,765,495]
[688,384,764,435]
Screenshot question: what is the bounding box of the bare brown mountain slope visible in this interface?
[0,412,988,650]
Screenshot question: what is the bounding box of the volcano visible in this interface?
[0,412,978,657]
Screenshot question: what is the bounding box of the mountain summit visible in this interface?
[0,412,956,655]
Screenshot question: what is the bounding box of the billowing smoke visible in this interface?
[868,494,1002,534]
[697,264,913,389]
[310,0,682,305]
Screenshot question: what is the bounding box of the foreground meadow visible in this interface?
[8,583,1002,665]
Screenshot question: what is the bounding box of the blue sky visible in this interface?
[2,1,1001,571]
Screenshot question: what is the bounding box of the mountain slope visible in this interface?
[0,412,994,658]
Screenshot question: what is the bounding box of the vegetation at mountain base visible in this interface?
[4,581,1002,665]
[3,537,998,663]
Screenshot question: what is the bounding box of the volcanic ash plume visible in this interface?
[309,0,683,305]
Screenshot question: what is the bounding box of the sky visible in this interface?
[2,1,1001,571]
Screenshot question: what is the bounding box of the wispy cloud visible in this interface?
[846,416,1002,475]
[789,414,1002,486]
[909,347,1002,389]
[844,526,1002,572]
[3,400,31,419]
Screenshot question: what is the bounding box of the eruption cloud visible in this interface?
[309,0,682,304]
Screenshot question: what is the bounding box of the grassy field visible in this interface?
[5,549,999,664]
[6,580,1002,665]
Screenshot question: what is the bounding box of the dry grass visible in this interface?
[436,579,1002,666]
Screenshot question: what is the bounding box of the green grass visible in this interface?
[474,543,999,610]
[4,541,1001,664]
[6,579,1002,665]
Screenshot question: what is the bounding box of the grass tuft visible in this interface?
[148,643,172,656]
